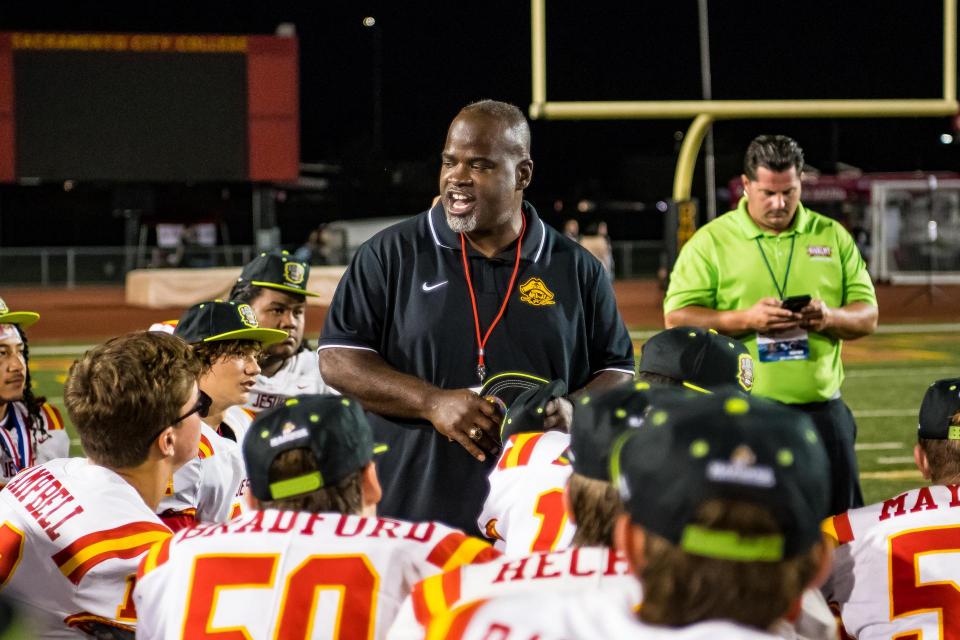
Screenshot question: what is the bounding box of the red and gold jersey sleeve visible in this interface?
[478,430,574,557]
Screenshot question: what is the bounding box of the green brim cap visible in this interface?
[639,327,754,394]
[174,300,288,347]
[0,297,39,329]
[243,394,377,501]
[611,392,830,561]
[499,378,568,441]
[237,249,320,297]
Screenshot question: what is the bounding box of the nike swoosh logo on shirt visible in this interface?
[421,281,448,292]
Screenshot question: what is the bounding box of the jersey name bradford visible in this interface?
[4,465,85,540]
[179,510,449,542]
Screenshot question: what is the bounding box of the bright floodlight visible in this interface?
[940,133,954,144]
[363,16,376,27]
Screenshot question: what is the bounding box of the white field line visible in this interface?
[860,469,924,480]
[629,324,960,341]
[851,409,917,418]
[877,456,916,465]
[30,344,95,356]
[855,442,904,451]
[845,367,958,379]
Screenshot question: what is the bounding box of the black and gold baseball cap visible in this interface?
[174,300,288,346]
[244,395,381,501]
[639,327,754,394]
[918,377,960,441]
[569,381,695,481]
[236,249,320,297]
[0,297,39,329]
[611,392,829,561]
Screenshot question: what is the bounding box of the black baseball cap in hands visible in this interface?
[244,394,383,501]
[918,377,960,440]
[611,392,830,562]
[500,379,568,441]
[569,381,697,481]
[639,327,754,394]
[175,300,288,347]
[236,249,320,297]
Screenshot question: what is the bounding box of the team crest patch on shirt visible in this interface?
[807,245,832,258]
[737,353,755,392]
[519,277,556,306]
[237,304,259,328]
[284,261,305,285]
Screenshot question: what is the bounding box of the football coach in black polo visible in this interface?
[318,100,634,534]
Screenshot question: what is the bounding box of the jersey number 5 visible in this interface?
[183,553,379,639]
[889,526,960,639]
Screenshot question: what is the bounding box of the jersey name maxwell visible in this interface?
[4,464,84,540]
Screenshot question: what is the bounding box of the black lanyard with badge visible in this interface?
[755,235,809,362]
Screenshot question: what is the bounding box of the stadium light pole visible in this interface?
[697,0,717,220]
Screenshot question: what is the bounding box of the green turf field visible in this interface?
[25,329,960,505]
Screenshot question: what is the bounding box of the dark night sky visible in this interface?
[0,0,957,244]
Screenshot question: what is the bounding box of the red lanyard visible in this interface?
[459,213,526,382]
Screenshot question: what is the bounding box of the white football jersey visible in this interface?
[156,423,245,531]
[0,458,170,637]
[245,349,332,413]
[478,431,575,557]
[824,484,960,639]
[134,509,500,640]
[424,590,780,640]
[388,546,641,640]
[0,401,70,487]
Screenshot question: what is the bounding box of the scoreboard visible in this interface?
[0,32,299,183]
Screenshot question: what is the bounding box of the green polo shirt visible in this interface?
[664,198,877,404]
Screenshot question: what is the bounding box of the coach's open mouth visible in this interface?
[446,191,475,216]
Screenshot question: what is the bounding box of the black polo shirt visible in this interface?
[320,201,634,534]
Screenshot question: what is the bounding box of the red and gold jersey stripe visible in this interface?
[52,521,171,585]
[241,407,257,420]
[496,433,544,470]
[822,512,855,545]
[137,536,172,580]
[425,599,487,640]
[412,568,462,625]
[64,611,136,635]
[40,403,64,430]
[197,434,214,459]
[426,532,500,571]
[158,509,198,533]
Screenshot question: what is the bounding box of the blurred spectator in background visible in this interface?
[563,218,580,242]
[294,225,328,265]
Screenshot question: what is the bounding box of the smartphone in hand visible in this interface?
[781,295,811,312]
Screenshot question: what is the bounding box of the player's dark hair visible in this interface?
[568,472,623,547]
[192,340,261,376]
[260,448,364,514]
[638,498,824,629]
[460,99,531,158]
[65,332,200,468]
[14,325,47,438]
[743,135,805,180]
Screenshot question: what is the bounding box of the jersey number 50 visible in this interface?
[183,553,379,639]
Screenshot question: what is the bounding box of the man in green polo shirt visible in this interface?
[663,134,878,515]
